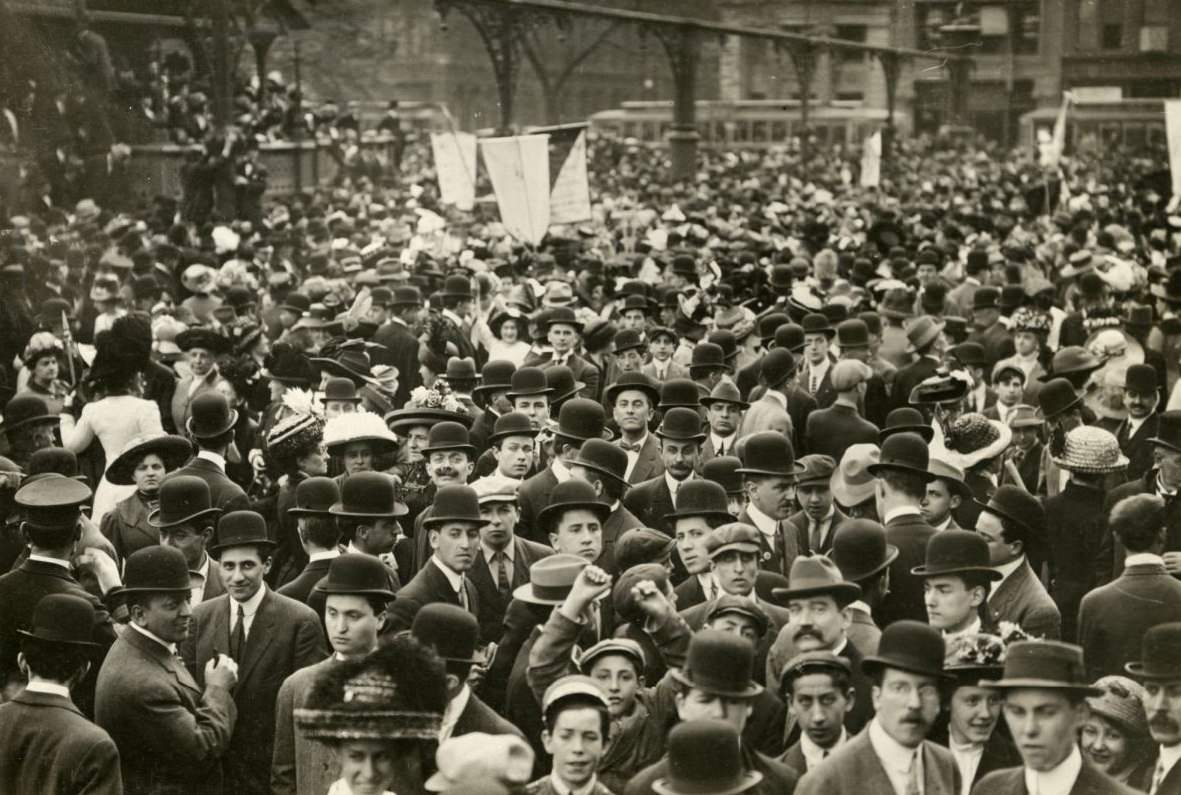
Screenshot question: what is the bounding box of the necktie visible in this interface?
[810,520,824,553]
[494,551,510,599]
[230,603,246,661]
[906,751,921,795]
[716,438,727,457]
[810,369,819,394]
[1151,758,1166,795]
[458,579,470,612]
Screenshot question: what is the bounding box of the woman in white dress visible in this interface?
[472,307,531,366]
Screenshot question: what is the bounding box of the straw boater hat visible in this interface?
[1051,425,1129,474]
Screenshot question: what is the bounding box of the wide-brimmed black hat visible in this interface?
[772,555,862,606]
[423,484,485,528]
[571,438,629,486]
[655,407,706,442]
[735,431,805,477]
[208,510,275,557]
[911,529,1002,580]
[666,479,733,522]
[106,434,193,486]
[670,629,763,699]
[412,603,482,664]
[186,392,239,439]
[537,479,611,529]
[176,327,230,355]
[831,519,898,584]
[17,593,101,648]
[505,366,553,399]
[330,471,408,518]
[313,553,396,600]
[867,432,936,481]
[287,476,340,518]
[260,346,317,387]
[312,348,374,386]
[149,475,220,528]
[1126,622,1181,681]
[1,394,60,434]
[862,620,950,680]
[552,398,609,444]
[604,371,660,407]
[107,545,192,600]
[652,721,762,795]
[983,640,1102,696]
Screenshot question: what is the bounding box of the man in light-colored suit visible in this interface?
[738,348,795,440]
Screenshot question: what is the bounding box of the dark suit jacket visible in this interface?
[785,384,819,454]
[469,537,553,644]
[619,433,664,485]
[600,502,644,574]
[0,689,122,795]
[517,467,560,545]
[388,558,481,633]
[972,758,1138,795]
[626,742,799,795]
[987,557,1061,640]
[100,491,158,565]
[1099,413,1160,483]
[804,402,879,460]
[1099,471,1181,583]
[880,511,939,626]
[799,358,838,409]
[785,506,848,555]
[183,589,327,795]
[276,557,333,606]
[165,456,249,512]
[674,573,708,611]
[454,689,525,738]
[525,350,601,402]
[1078,561,1181,680]
[967,322,1016,367]
[623,474,678,537]
[199,557,226,604]
[95,627,237,795]
[371,319,421,409]
[797,730,959,795]
[1044,481,1108,642]
[1153,754,1181,795]
[892,356,940,410]
[737,507,807,579]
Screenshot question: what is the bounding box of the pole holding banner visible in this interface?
[1166,100,1181,210]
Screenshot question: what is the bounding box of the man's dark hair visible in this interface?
[19,639,89,682]
[1110,494,1165,554]
[299,515,340,550]
[878,470,926,502]
[543,693,610,740]
[582,470,625,504]
[997,514,1031,554]
[23,522,80,550]
[781,665,852,700]
[324,591,389,616]
[337,517,366,544]
[195,429,235,452]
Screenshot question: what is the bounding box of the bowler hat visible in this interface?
[571,438,629,486]
[1147,410,1181,453]
[583,320,618,353]
[420,421,478,459]
[862,620,949,680]
[505,366,553,399]
[1040,346,1102,382]
[707,330,739,361]
[1126,622,1181,681]
[440,274,473,299]
[106,434,193,485]
[546,366,587,404]
[149,475,220,528]
[702,456,744,496]
[543,306,583,333]
[972,287,1000,311]
[1124,303,1154,331]
[670,629,763,698]
[831,519,898,583]
[975,485,1043,536]
[111,545,192,598]
[537,480,611,530]
[983,640,1102,695]
[666,479,733,522]
[552,398,608,444]
[774,324,806,353]
[658,379,701,410]
[17,593,100,648]
[208,510,275,557]
[868,432,935,481]
[323,377,362,404]
[279,292,312,314]
[25,448,86,483]
[772,555,862,606]
[186,392,239,439]
[412,603,482,663]
[314,552,396,599]
[1037,377,1083,420]
[423,484,485,528]
[655,407,706,442]
[287,476,340,517]
[770,265,793,291]
[616,528,676,570]
[701,381,749,410]
[330,471,408,518]
[473,360,516,399]
[1124,363,1158,395]
[736,431,804,478]
[604,371,660,407]
[1,394,59,434]
[689,343,731,375]
[444,356,479,384]
[801,313,835,339]
[487,411,539,444]
[836,319,870,349]
[389,286,423,307]
[513,554,589,604]
[759,348,797,387]
[652,720,762,795]
[880,407,934,443]
[950,342,988,368]
[911,529,1002,580]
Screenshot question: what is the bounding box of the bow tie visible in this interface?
[620,441,644,453]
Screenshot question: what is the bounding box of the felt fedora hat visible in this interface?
[604,370,660,407]
[443,356,480,384]
[287,476,340,517]
[1040,346,1103,382]
[537,479,611,529]
[1126,622,1181,680]
[487,411,540,444]
[910,529,1002,580]
[772,555,862,606]
[655,407,706,442]
[107,545,192,599]
[735,431,805,478]
[831,519,898,583]
[312,348,374,386]
[1007,404,1044,429]
[928,457,972,498]
[186,392,239,439]
[422,484,484,528]
[412,603,482,664]
[552,398,609,444]
[17,593,102,648]
[658,378,702,410]
[473,359,516,398]
[983,640,1102,696]
[148,475,220,528]
[830,444,881,507]
[1037,377,1083,420]
[701,381,749,410]
[665,479,733,522]
[513,553,589,605]
[670,629,764,699]
[313,552,396,599]
[975,484,1043,536]
[208,510,275,557]
[420,421,478,459]
[106,434,193,486]
[505,366,553,399]
[330,471,408,518]
[571,438,630,486]
[862,620,950,680]
[652,721,763,795]
[868,432,935,481]
[905,316,944,353]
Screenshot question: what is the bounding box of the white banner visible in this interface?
[528,123,592,224]
[430,131,477,211]
[1167,101,1181,202]
[860,130,881,188]
[1039,92,1073,169]
[479,135,551,246]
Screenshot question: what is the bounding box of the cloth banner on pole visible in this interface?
[1166,101,1181,207]
[1039,92,1072,169]
[528,123,592,224]
[479,135,551,246]
[430,131,477,211]
[860,130,881,188]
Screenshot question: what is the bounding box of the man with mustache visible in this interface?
[410,421,477,571]
[1127,622,1181,795]
[623,407,704,537]
[1098,364,1160,482]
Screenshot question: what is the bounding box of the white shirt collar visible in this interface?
[710,432,736,451]
[130,621,178,655]
[27,554,71,570]
[310,549,341,563]
[552,457,573,483]
[1125,552,1164,568]
[934,515,955,532]
[868,717,924,794]
[549,773,600,795]
[744,500,779,537]
[431,555,466,592]
[232,583,267,618]
[439,684,471,741]
[1126,413,1150,437]
[23,680,71,699]
[801,727,848,769]
[942,616,982,641]
[327,780,394,795]
[1023,744,1082,795]
[883,505,922,524]
[190,554,211,604]
[1158,743,1181,781]
[196,449,227,470]
[664,470,692,498]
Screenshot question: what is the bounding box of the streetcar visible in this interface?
[1018,98,1168,153]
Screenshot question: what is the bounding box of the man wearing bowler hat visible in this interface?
[410,420,478,570]
[150,475,224,606]
[838,317,892,428]
[669,479,736,608]
[913,530,1003,644]
[437,274,478,360]
[974,640,1136,795]
[184,510,326,795]
[0,594,121,794]
[786,455,846,556]
[623,406,705,537]
[976,486,1061,640]
[271,553,393,795]
[795,620,959,795]
[328,470,407,596]
[96,546,240,795]
[525,306,601,401]
[870,432,941,626]
[570,437,643,574]
[966,287,1015,368]
[606,370,664,485]
[1098,363,1161,482]
[165,390,249,512]
[738,348,798,443]
[371,284,426,409]
[390,484,485,632]
[477,410,539,481]
[736,430,808,576]
[276,476,341,605]
[1127,623,1181,795]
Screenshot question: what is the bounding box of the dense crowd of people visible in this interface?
[0,119,1180,795]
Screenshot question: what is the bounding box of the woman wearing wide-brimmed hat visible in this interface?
[100,432,194,564]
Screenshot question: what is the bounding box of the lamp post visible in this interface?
[248,20,281,106]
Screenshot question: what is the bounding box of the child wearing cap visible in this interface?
[530,676,615,795]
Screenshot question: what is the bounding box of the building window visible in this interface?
[835,25,867,63]
[1102,23,1122,49]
